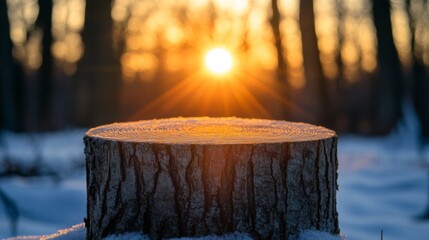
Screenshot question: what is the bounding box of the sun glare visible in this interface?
[205,48,233,74]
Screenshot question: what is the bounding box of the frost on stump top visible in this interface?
[84,117,339,240]
[85,117,335,144]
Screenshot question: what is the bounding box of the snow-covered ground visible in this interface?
[1,110,429,239]
[3,223,343,240]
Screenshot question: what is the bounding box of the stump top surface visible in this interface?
[86,117,335,144]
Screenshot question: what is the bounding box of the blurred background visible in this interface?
[1,0,429,135]
[1,0,429,239]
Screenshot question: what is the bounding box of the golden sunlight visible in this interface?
[204,48,233,74]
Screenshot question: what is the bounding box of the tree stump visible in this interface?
[84,117,339,239]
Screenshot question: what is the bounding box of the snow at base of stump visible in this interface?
[5,223,345,240]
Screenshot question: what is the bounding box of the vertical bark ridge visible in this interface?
[322,139,330,231]
[118,142,126,181]
[98,157,111,237]
[302,141,318,229]
[269,143,286,239]
[84,137,93,236]
[148,144,162,238]
[201,145,211,233]
[166,145,183,235]
[219,145,235,234]
[331,137,340,234]
[131,145,143,227]
[279,143,290,239]
[316,140,321,229]
[327,139,334,232]
[102,184,125,237]
[231,144,252,233]
[246,146,258,238]
[301,143,310,225]
[269,145,279,238]
[185,145,201,235]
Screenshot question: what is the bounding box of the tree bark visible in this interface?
[84,117,339,239]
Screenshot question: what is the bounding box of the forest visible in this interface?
[1,0,428,138]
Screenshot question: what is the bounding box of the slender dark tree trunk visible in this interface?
[0,0,17,130]
[35,0,54,130]
[334,0,345,130]
[75,0,121,127]
[0,0,25,131]
[270,0,291,119]
[335,0,345,92]
[371,0,403,134]
[406,0,429,141]
[406,0,429,220]
[299,0,331,126]
[270,0,286,81]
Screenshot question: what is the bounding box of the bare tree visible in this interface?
[270,0,286,81]
[371,0,403,134]
[36,0,54,130]
[406,0,429,219]
[270,0,292,119]
[0,0,18,130]
[406,0,429,141]
[75,0,121,126]
[1,0,26,131]
[299,0,331,126]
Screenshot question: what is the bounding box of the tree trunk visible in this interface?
[270,0,292,120]
[270,0,287,81]
[299,0,331,126]
[372,0,403,134]
[84,117,339,239]
[406,0,429,141]
[0,0,18,130]
[36,0,54,130]
[74,0,120,127]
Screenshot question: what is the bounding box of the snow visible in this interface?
[298,230,344,240]
[3,224,342,240]
[0,129,85,176]
[4,223,85,240]
[104,229,344,240]
[104,231,253,240]
[1,105,429,239]
[86,117,335,144]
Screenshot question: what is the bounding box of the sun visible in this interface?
[204,48,233,74]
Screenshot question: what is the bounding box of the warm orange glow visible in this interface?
[205,48,233,74]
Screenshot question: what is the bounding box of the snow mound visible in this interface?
[298,230,345,240]
[6,224,344,240]
[166,232,253,240]
[0,129,85,176]
[105,231,252,240]
[4,223,85,240]
[104,232,150,240]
